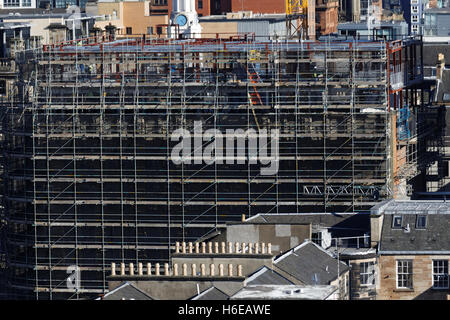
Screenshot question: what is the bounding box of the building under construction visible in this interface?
[1,34,426,299]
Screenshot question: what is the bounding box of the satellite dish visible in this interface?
[66,5,81,31]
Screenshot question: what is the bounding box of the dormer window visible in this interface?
[392,215,402,229]
[416,215,427,229]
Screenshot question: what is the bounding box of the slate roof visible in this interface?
[423,44,450,66]
[244,213,370,238]
[245,266,294,286]
[436,69,450,103]
[191,287,229,300]
[375,200,450,253]
[99,282,153,300]
[274,241,349,285]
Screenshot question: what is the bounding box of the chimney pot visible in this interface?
[268,243,272,254]
[201,242,206,253]
[210,264,215,276]
[164,263,169,276]
[238,265,243,277]
[129,263,134,276]
[200,264,206,276]
[228,242,233,253]
[221,242,226,254]
[182,242,186,254]
[241,242,246,254]
[228,264,233,276]
[195,242,200,254]
[192,264,197,276]
[241,214,246,222]
[188,242,193,254]
[214,242,219,254]
[155,263,160,276]
[219,264,224,276]
[255,243,260,254]
[146,263,152,276]
[138,262,143,276]
[120,263,125,276]
[235,242,240,253]
[174,264,179,276]
[208,242,213,254]
[249,243,253,254]
[262,243,266,254]
[111,262,116,276]
[175,241,180,253]
[182,263,187,276]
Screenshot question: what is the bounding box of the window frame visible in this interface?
[432,260,449,289]
[416,215,427,229]
[396,260,413,289]
[392,215,403,229]
[360,261,375,286]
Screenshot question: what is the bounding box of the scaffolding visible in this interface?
[1,34,424,299]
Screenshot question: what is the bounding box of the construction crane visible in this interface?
[285,0,312,40]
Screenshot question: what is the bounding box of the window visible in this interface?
[312,232,322,246]
[198,0,203,9]
[397,260,413,289]
[392,215,402,229]
[126,27,133,35]
[411,6,419,14]
[0,80,6,95]
[432,260,449,289]
[3,0,20,7]
[360,262,375,285]
[147,27,154,35]
[22,0,31,6]
[411,15,419,23]
[411,25,419,34]
[416,215,427,229]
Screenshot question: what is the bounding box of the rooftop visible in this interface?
[245,266,294,286]
[371,199,450,215]
[98,282,153,300]
[230,284,338,300]
[274,241,349,285]
[244,213,370,238]
[190,286,229,300]
[376,200,450,253]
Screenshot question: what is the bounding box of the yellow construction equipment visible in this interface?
[285,0,309,39]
